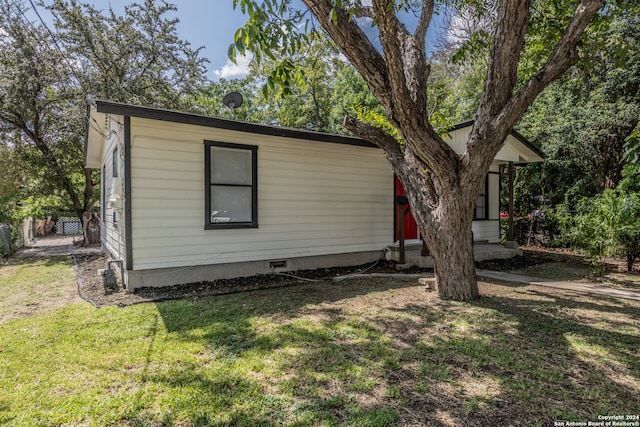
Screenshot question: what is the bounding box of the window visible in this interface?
[474,176,489,220]
[205,141,258,229]
[112,148,118,177]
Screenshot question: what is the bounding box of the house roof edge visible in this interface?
[93,100,377,149]
[449,119,545,159]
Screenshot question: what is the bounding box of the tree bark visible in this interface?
[424,193,479,300]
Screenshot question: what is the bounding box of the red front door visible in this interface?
[394,177,419,241]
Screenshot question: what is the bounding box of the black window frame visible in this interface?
[112,148,118,178]
[204,140,258,230]
[474,175,489,220]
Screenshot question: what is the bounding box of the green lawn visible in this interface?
[0,256,78,323]
[0,257,639,426]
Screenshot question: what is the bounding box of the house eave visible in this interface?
[450,119,545,162]
[93,100,377,149]
[85,104,106,169]
[89,101,545,163]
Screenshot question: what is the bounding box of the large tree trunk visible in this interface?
[408,166,480,301]
[425,200,479,301]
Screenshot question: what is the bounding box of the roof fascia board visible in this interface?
[94,100,377,149]
[93,101,544,160]
[449,119,545,159]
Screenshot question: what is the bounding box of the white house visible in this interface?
[85,100,543,289]
[394,120,545,244]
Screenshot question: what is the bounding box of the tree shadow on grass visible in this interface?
[145,279,639,426]
[603,273,640,289]
[464,289,639,418]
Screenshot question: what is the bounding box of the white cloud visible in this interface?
[213,53,253,80]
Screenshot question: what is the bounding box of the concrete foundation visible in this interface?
[388,242,523,268]
[125,250,383,289]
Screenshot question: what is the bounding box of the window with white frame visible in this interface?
[204,141,258,229]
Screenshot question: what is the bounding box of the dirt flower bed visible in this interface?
[73,249,573,308]
[73,253,428,307]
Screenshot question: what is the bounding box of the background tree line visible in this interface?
[0,0,207,242]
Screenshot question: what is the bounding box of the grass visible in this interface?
[514,249,640,290]
[0,256,78,323]
[0,257,639,426]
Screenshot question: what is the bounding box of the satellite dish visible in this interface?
[223,92,243,109]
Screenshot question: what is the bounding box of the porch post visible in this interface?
[398,203,405,264]
[508,161,515,241]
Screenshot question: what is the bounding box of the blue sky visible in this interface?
[32,1,449,81]
[33,0,254,80]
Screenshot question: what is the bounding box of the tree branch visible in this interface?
[497,0,603,130]
[415,0,435,47]
[351,5,374,19]
[465,0,603,180]
[369,0,432,138]
[476,0,531,123]
[302,0,392,108]
[343,114,402,157]
[344,114,438,208]
[372,0,412,113]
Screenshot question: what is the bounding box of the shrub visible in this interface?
[555,190,640,274]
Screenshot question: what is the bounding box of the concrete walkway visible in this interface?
[477,269,640,302]
[389,242,522,268]
[15,235,102,258]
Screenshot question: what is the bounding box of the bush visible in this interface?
[555,190,640,274]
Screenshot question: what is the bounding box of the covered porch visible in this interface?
[386,240,523,268]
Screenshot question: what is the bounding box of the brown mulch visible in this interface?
[72,254,430,308]
[72,248,576,308]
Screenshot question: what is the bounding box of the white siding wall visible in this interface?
[488,173,500,220]
[129,118,393,271]
[101,115,126,260]
[471,172,500,242]
[472,221,500,243]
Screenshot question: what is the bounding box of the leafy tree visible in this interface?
[47,0,208,110]
[624,128,640,164]
[231,0,604,300]
[557,190,640,273]
[618,163,640,193]
[517,5,640,209]
[0,3,89,221]
[0,0,208,225]
[615,194,640,272]
[187,78,259,121]
[244,31,354,133]
[192,31,381,135]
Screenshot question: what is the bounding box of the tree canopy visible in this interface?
[231,0,605,300]
[0,0,208,224]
